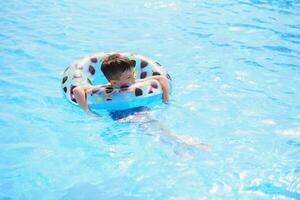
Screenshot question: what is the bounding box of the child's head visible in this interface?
[101,54,135,87]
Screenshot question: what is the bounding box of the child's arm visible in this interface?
[138,75,169,102]
[73,85,92,111]
[74,84,109,112]
[150,76,170,102]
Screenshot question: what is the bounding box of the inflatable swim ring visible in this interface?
[61,52,172,111]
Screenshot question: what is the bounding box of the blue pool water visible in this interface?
[1,0,300,199]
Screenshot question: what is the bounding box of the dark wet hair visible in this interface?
[101,54,133,81]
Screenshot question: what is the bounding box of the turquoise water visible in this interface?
[1,0,300,199]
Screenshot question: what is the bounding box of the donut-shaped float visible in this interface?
[61,52,172,111]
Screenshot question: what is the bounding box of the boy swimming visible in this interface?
[72,53,211,152]
[73,53,170,112]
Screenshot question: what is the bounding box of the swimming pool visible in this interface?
[1,0,300,199]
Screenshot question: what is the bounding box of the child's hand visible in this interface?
[162,90,169,103]
[155,76,170,102]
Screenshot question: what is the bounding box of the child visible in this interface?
[74,53,211,152]
[73,53,170,112]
